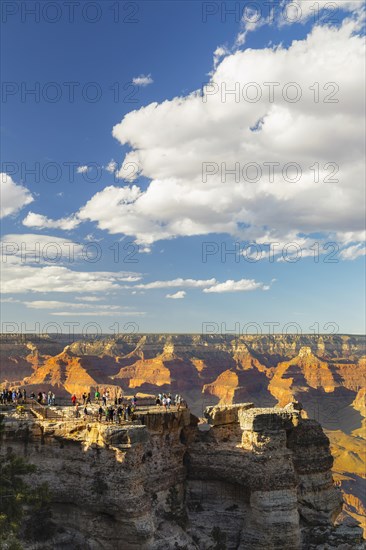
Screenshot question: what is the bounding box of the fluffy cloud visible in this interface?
[77,185,144,235]
[1,234,83,263]
[203,279,270,293]
[105,159,118,173]
[23,16,365,254]
[132,74,153,86]
[0,173,33,218]
[0,233,142,294]
[166,291,186,299]
[23,212,80,231]
[1,263,141,294]
[283,1,365,24]
[127,277,269,293]
[339,244,366,260]
[76,165,89,173]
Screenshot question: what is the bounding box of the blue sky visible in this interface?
[1,0,365,334]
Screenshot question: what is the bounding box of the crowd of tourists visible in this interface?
[155,393,185,411]
[71,390,186,422]
[1,386,187,425]
[0,388,27,404]
[70,391,138,422]
[0,388,57,405]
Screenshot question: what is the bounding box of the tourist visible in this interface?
[86,392,91,405]
[47,391,52,405]
[71,394,77,406]
[107,407,113,423]
[166,396,171,410]
[95,389,100,402]
[51,392,56,405]
[98,405,104,422]
[102,393,107,406]
[75,402,80,418]
[162,396,167,411]
[125,404,131,421]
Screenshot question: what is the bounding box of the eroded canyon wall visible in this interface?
[1,403,364,549]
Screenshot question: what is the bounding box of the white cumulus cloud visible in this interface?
[339,243,366,261]
[203,279,270,293]
[1,265,141,294]
[105,159,118,173]
[282,0,365,25]
[76,165,90,173]
[166,290,186,299]
[23,212,80,231]
[1,234,83,263]
[0,173,33,218]
[22,16,365,256]
[132,74,153,86]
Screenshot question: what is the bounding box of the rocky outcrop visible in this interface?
[1,403,364,549]
[1,333,365,536]
[186,402,364,549]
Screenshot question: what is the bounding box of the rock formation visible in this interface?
[1,333,365,533]
[1,403,364,549]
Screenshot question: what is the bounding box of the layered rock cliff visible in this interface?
[1,333,365,533]
[1,403,364,549]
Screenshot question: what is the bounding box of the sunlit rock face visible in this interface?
[1,332,365,534]
[1,403,364,549]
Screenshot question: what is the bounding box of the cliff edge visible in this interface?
[0,403,364,549]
